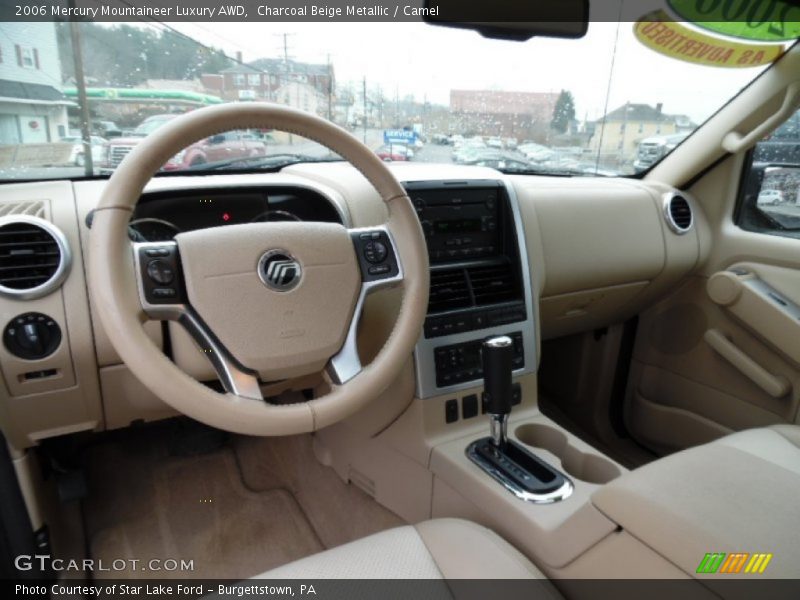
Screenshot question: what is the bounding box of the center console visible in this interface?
[406,179,537,399]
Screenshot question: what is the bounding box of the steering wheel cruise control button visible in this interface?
[146,260,175,285]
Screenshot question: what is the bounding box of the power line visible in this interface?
[104,0,268,73]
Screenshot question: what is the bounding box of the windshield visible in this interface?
[0,3,793,180]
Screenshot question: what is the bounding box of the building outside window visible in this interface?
[20,47,36,68]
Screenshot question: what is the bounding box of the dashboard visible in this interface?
[0,163,704,448]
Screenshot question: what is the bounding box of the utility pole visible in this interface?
[423,93,428,133]
[273,32,295,143]
[68,7,93,176]
[362,76,367,144]
[326,53,333,122]
[395,86,400,128]
[621,100,629,165]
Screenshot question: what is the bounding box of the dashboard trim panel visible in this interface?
[410,179,538,399]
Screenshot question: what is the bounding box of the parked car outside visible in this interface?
[471,157,537,172]
[486,137,504,149]
[757,189,785,205]
[375,144,413,161]
[93,120,122,138]
[100,115,267,172]
[633,132,691,172]
[452,139,488,162]
[518,143,557,162]
[61,135,107,166]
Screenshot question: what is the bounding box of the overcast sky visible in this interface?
[84,0,786,125]
[164,18,772,124]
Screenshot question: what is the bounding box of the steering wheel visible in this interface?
[88,104,429,435]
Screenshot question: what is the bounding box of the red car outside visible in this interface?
[375,144,412,162]
[101,115,268,172]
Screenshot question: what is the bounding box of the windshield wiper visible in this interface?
[498,166,575,177]
[186,153,341,171]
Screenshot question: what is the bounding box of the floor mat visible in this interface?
[84,430,323,579]
[83,422,405,579]
[234,434,405,549]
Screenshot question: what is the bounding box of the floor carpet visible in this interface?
[83,421,403,579]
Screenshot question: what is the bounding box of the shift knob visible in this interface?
[482,336,514,416]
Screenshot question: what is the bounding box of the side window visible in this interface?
[737,109,800,240]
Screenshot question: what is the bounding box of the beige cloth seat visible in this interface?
[255,518,555,582]
[592,424,800,578]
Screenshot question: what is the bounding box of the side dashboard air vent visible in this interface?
[664,194,693,234]
[0,216,71,299]
[428,269,471,313]
[468,263,518,306]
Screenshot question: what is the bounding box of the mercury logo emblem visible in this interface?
[258,250,301,292]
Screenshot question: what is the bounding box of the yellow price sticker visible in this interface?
[634,10,785,68]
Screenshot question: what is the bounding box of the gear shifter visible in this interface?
[466,336,574,503]
[482,336,514,448]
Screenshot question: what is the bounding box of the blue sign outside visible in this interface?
[383,129,417,145]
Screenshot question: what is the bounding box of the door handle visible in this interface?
[704,329,791,398]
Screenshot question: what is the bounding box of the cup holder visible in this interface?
[514,424,621,485]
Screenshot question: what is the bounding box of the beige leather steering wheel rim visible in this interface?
[88,103,428,435]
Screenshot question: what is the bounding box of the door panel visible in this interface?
[625,269,800,455]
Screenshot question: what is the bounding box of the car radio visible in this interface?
[412,187,502,263]
[406,179,537,400]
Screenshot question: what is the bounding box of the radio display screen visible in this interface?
[433,218,483,235]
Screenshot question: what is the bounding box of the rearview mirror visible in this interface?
[423,0,589,41]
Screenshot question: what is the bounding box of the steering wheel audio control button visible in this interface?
[351,230,399,283]
[363,240,388,263]
[136,242,185,306]
[146,260,175,285]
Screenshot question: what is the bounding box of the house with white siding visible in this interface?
[0,22,71,144]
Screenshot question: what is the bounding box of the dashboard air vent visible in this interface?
[468,263,518,306]
[428,268,471,313]
[0,216,71,299]
[665,194,693,234]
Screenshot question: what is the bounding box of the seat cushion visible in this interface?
[256,518,551,580]
[592,425,800,578]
